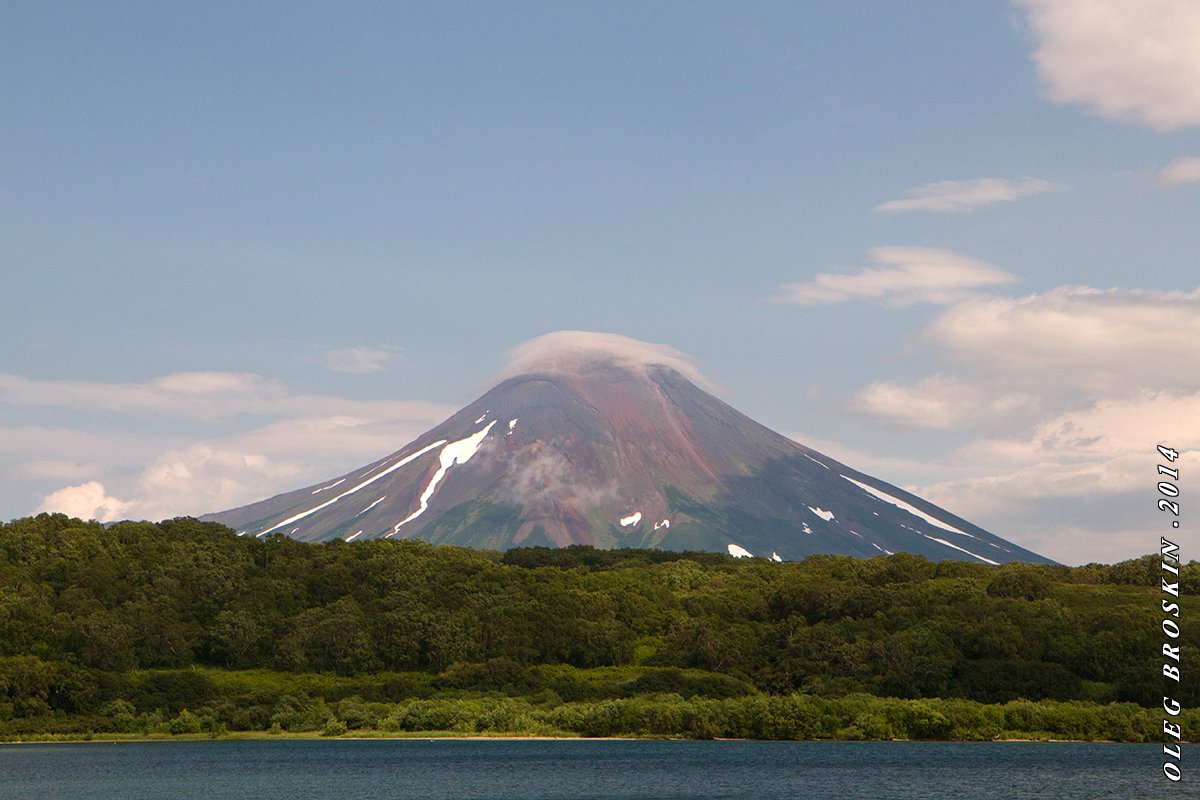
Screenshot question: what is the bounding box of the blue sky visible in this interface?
[3,1,1197,564]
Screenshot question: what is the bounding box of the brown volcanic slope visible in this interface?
[204,361,1052,564]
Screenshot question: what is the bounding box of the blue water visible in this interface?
[0,740,1167,800]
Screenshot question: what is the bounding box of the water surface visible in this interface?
[0,739,1161,800]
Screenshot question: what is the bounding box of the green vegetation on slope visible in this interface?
[0,514,1194,741]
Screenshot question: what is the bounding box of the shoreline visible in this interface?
[1,733,1144,745]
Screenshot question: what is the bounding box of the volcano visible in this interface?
[204,333,1051,564]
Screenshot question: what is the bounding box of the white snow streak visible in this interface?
[727,543,753,558]
[803,453,831,470]
[802,523,813,534]
[475,414,487,424]
[509,418,518,430]
[620,511,642,527]
[771,551,783,562]
[256,438,446,536]
[312,478,346,494]
[392,421,497,532]
[924,535,999,565]
[841,475,977,539]
[653,519,671,530]
[345,530,364,542]
[356,495,387,517]
[808,506,835,522]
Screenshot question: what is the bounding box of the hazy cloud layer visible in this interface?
[1158,156,1200,187]
[926,286,1200,392]
[775,247,1018,306]
[837,281,1200,563]
[1017,0,1200,131]
[914,392,1200,564]
[319,346,404,375]
[13,372,454,523]
[500,330,715,389]
[0,371,448,422]
[876,177,1064,213]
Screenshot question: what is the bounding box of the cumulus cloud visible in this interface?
[5,368,456,522]
[774,247,1018,306]
[926,286,1200,392]
[1158,156,1200,187]
[830,278,1200,563]
[319,346,403,375]
[499,330,715,389]
[912,392,1200,563]
[876,177,1065,213]
[37,481,132,523]
[29,409,454,522]
[850,376,1038,431]
[1016,0,1200,131]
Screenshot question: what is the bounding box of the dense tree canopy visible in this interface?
[0,514,1194,740]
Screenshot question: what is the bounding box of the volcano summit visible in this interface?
[205,332,1051,564]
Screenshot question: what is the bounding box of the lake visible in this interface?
[0,739,1165,799]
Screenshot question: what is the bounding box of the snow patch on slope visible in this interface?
[356,495,387,517]
[654,519,670,530]
[312,478,346,495]
[620,511,642,527]
[925,535,1000,565]
[391,421,498,533]
[727,543,753,558]
[803,454,830,470]
[256,438,447,537]
[808,506,835,522]
[841,475,977,539]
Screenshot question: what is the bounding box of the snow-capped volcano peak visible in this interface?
[205,334,1051,564]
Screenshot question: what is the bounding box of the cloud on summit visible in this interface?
[499,331,715,389]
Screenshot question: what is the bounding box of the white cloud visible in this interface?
[0,370,450,422]
[4,369,456,522]
[1016,0,1200,131]
[499,330,715,389]
[850,376,1038,431]
[876,177,1065,213]
[1158,156,1200,186]
[774,247,1018,306]
[831,277,1200,563]
[27,409,455,522]
[926,286,1200,392]
[37,481,132,523]
[320,346,403,375]
[152,372,266,395]
[912,392,1200,563]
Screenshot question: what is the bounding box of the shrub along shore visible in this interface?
[1,515,1195,742]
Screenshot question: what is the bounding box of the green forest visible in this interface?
[1,513,1194,742]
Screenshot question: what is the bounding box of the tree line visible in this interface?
[0,513,1195,740]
